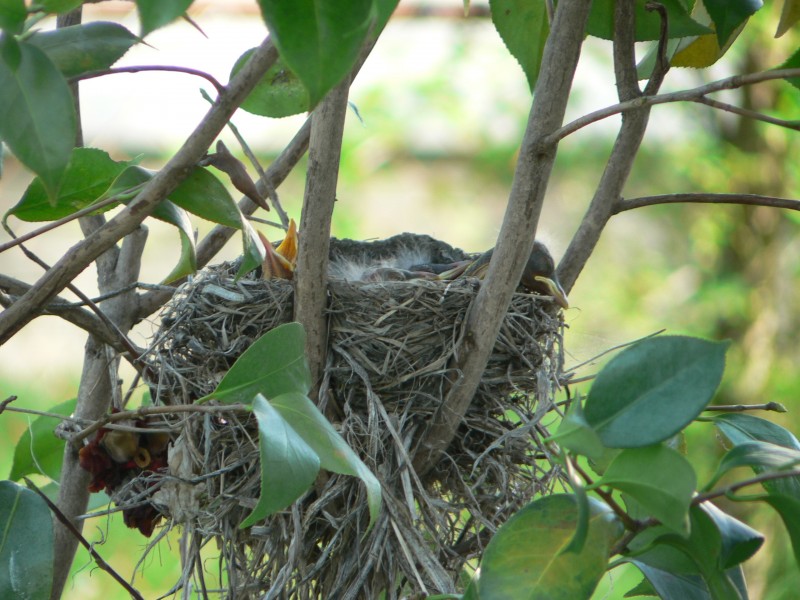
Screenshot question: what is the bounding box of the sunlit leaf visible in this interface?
[586,0,711,41]
[595,445,695,534]
[27,22,138,78]
[6,147,127,223]
[584,336,728,448]
[136,0,194,37]
[270,391,382,528]
[471,494,623,599]
[256,0,374,106]
[550,395,606,460]
[206,322,311,405]
[0,481,53,600]
[239,394,320,528]
[0,36,76,201]
[9,398,76,482]
[489,0,548,91]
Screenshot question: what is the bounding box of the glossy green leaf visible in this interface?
[777,0,800,37]
[0,480,53,600]
[9,398,76,482]
[0,0,26,34]
[701,502,763,569]
[168,167,241,229]
[373,0,399,34]
[232,48,310,118]
[206,322,311,405]
[239,394,320,528]
[703,0,762,45]
[705,441,800,491]
[629,561,748,600]
[0,36,76,201]
[777,45,800,91]
[758,494,800,568]
[551,396,606,460]
[584,336,728,448]
[595,445,695,534]
[713,413,800,497]
[256,0,374,106]
[270,391,382,528]
[489,0,548,91]
[136,0,194,37]
[472,494,623,599]
[101,163,151,202]
[586,0,712,41]
[6,147,127,222]
[27,22,138,78]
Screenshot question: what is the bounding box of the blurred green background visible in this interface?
[1,1,799,598]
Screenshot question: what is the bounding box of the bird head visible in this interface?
[520,241,569,309]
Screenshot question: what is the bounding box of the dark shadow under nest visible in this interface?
[136,233,566,599]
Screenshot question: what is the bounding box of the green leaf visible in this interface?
[27,22,138,78]
[584,336,728,448]
[206,322,311,405]
[705,440,800,490]
[270,391,382,528]
[629,561,748,600]
[758,494,800,569]
[34,0,84,13]
[373,0,399,34]
[713,413,800,497]
[236,216,266,279]
[256,0,374,106]
[151,200,197,283]
[168,166,241,229]
[489,0,549,91]
[6,147,127,222]
[703,0,762,46]
[550,395,606,460]
[777,0,800,37]
[136,0,194,37]
[623,577,658,598]
[701,502,763,569]
[595,445,696,534]
[0,0,26,34]
[586,0,712,41]
[0,480,54,600]
[0,36,76,201]
[232,48,310,118]
[472,494,623,600]
[9,398,76,482]
[239,394,320,528]
[776,45,800,91]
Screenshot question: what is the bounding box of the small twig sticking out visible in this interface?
[72,65,225,95]
[23,477,146,600]
[703,401,787,413]
[643,2,670,96]
[0,395,17,415]
[199,140,270,211]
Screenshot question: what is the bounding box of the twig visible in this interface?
[545,68,800,145]
[0,36,279,344]
[643,2,669,96]
[692,96,800,132]
[69,403,251,445]
[703,402,787,413]
[694,469,800,504]
[0,395,17,415]
[23,477,146,600]
[615,192,800,214]
[571,458,642,532]
[72,65,225,95]
[412,0,593,476]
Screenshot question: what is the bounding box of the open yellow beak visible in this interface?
[533,275,569,309]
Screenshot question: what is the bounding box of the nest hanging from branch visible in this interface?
[132,233,565,598]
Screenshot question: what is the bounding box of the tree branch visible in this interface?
[72,65,225,95]
[615,192,800,214]
[557,0,666,293]
[0,36,279,345]
[412,0,593,476]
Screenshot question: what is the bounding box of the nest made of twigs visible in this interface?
[134,233,565,599]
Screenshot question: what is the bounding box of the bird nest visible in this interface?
[131,233,565,598]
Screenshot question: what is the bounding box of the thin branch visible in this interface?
[692,96,800,132]
[0,37,279,344]
[0,395,17,415]
[615,193,800,214]
[72,65,225,95]
[642,2,669,96]
[694,469,800,505]
[412,0,593,476]
[545,68,800,145]
[571,458,641,532]
[23,478,146,600]
[703,402,787,413]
